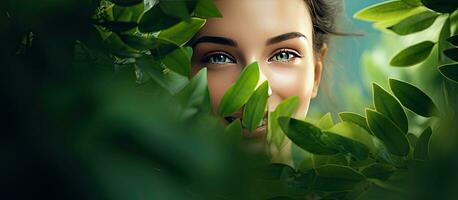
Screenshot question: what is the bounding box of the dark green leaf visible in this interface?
[278,117,338,155]
[243,81,269,133]
[339,112,371,134]
[414,127,432,160]
[262,163,296,180]
[98,21,138,33]
[322,131,370,160]
[373,83,408,134]
[175,68,208,119]
[406,133,418,149]
[443,48,458,61]
[162,47,192,77]
[218,62,259,116]
[388,11,439,35]
[120,33,178,54]
[113,3,144,23]
[158,17,206,46]
[421,0,458,13]
[159,0,197,21]
[268,96,299,149]
[314,165,366,192]
[389,79,439,117]
[361,163,396,180]
[390,41,435,67]
[438,17,452,64]
[353,0,423,22]
[318,112,334,130]
[326,122,376,153]
[105,33,143,58]
[225,119,242,136]
[439,63,458,83]
[366,109,410,156]
[447,35,458,46]
[138,5,180,32]
[107,0,143,6]
[194,0,222,18]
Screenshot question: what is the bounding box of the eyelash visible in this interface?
[200,49,301,65]
[268,49,301,63]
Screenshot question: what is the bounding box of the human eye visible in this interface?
[268,49,301,63]
[201,52,236,65]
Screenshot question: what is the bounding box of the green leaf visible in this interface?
[322,131,370,161]
[372,83,408,134]
[138,5,181,32]
[421,0,458,13]
[225,119,242,136]
[402,0,421,6]
[354,0,424,22]
[105,33,143,58]
[158,17,206,46]
[107,0,143,6]
[243,81,269,133]
[447,35,458,46]
[366,109,410,156]
[314,165,366,192]
[439,63,458,83]
[414,127,433,160]
[326,122,376,153]
[113,3,144,23]
[175,68,208,119]
[194,0,222,18]
[218,62,260,116]
[162,47,192,77]
[388,11,439,35]
[278,117,338,155]
[159,0,197,21]
[389,79,439,117]
[390,41,435,67]
[361,163,396,180]
[262,163,296,180]
[338,112,371,134]
[438,17,452,64]
[268,96,299,149]
[98,21,138,33]
[443,48,458,61]
[317,112,334,130]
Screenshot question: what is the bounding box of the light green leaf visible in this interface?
[278,117,338,155]
[225,119,242,136]
[361,163,396,180]
[159,0,197,21]
[175,68,208,119]
[439,63,458,83]
[447,35,458,46]
[322,131,370,161]
[402,0,421,6]
[354,0,424,22]
[218,62,259,117]
[373,83,408,134]
[421,0,458,13]
[107,0,143,6]
[389,79,439,117]
[243,81,269,133]
[390,41,435,67]
[194,0,222,18]
[162,47,192,77]
[366,109,410,156]
[444,48,458,61]
[388,11,439,35]
[314,164,366,192]
[138,5,181,32]
[158,17,206,46]
[338,112,371,134]
[326,122,376,153]
[317,112,334,130]
[268,96,299,149]
[414,127,433,160]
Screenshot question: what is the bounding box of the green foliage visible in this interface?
[389,79,439,117]
[388,11,439,35]
[390,41,435,66]
[439,63,458,82]
[372,83,408,133]
[268,96,299,149]
[243,81,269,133]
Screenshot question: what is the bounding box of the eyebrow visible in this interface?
[191,36,238,47]
[266,32,307,45]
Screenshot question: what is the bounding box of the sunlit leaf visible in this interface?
[138,5,180,32]
[439,63,458,83]
[373,83,408,134]
[361,163,396,180]
[162,47,192,77]
[175,68,208,119]
[317,112,334,130]
[314,165,366,192]
[107,0,143,6]
[218,62,259,117]
[447,35,458,46]
[354,0,425,22]
[389,79,439,117]
[243,81,269,133]
[158,17,206,46]
[194,0,222,18]
[443,48,458,61]
[421,0,458,13]
[390,41,435,67]
[366,109,410,156]
[268,96,299,149]
[402,0,421,6]
[339,112,371,134]
[388,11,439,35]
[414,127,433,160]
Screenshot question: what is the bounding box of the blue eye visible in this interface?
[203,53,235,64]
[269,50,300,62]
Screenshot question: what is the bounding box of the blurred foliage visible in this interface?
[1,0,458,199]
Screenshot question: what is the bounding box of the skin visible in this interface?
[190,0,327,164]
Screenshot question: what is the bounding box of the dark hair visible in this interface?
[305,0,341,52]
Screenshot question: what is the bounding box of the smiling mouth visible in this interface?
[224,111,268,138]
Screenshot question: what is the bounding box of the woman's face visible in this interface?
[191,0,325,130]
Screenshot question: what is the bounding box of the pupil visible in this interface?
[216,55,224,62]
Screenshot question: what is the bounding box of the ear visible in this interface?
[312,43,328,98]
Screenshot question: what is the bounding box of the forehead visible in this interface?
[195,0,313,44]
